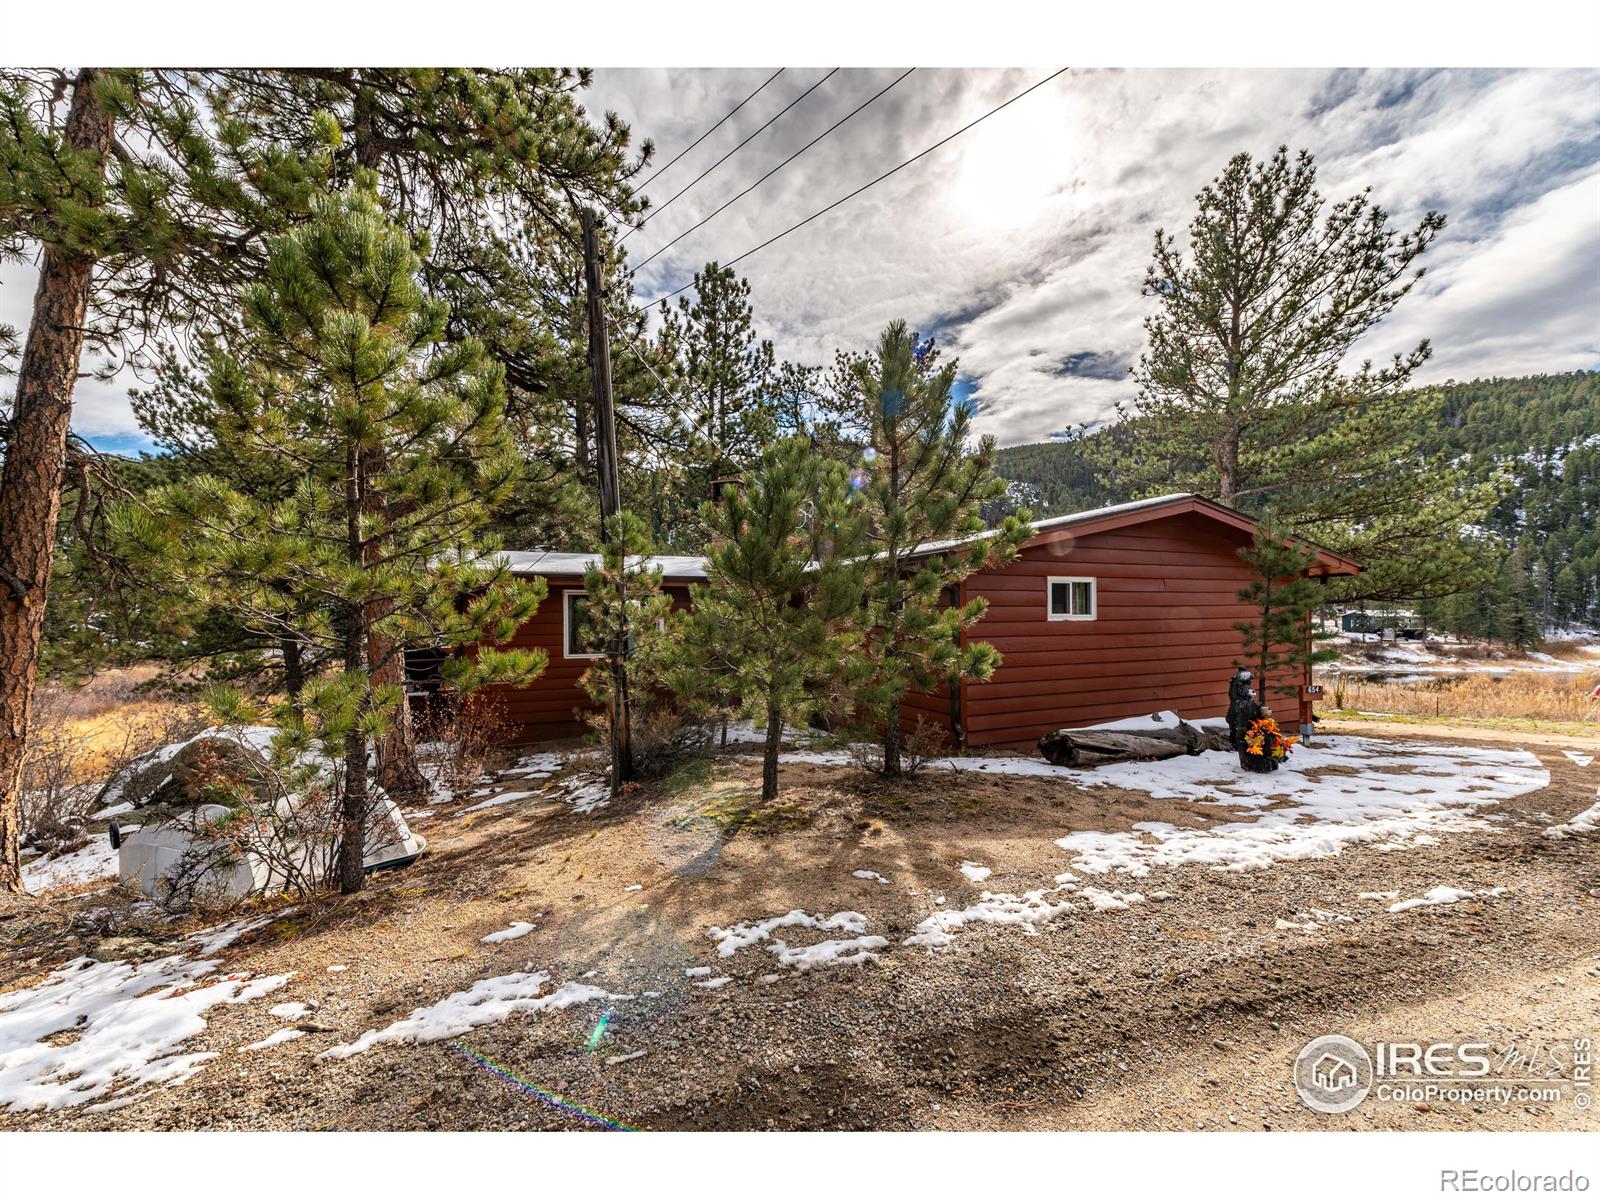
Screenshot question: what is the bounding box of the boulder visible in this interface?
[96,734,272,813]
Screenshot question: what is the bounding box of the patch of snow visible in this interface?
[1052,738,1547,877]
[1545,796,1600,838]
[462,790,536,814]
[239,1028,304,1052]
[1560,751,1593,768]
[186,913,281,955]
[1079,887,1146,912]
[268,1002,312,1021]
[904,885,1078,948]
[481,921,537,944]
[624,884,643,892]
[852,870,890,884]
[684,965,713,977]
[1388,885,1506,913]
[321,972,626,1059]
[91,801,134,820]
[1078,709,1224,733]
[705,909,887,973]
[21,835,123,892]
[508,752,567,776]
[1358,891,1401,901]
[0,919,290,1111]
[693,976,734,989]
[958,861,992,884]
[768,935,889,972]
[706,910,868,958]
[556,778,611,815]
[326,964,347,974]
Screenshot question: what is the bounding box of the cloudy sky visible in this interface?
[596,66,1600,445]
[7,66,1598,451]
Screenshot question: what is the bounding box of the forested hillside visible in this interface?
[995,371,1600,640]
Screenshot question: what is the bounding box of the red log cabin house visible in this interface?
[482,494,1360,749]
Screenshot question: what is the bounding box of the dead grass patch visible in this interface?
[1326,668,1598,724]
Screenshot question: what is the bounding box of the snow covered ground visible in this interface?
[20,836,121,892]
[768,734,1549,960]
[320,972,626,1059]
[1053,738,1547,876]
[0,915,290,1113]
[1330,635,1599,676]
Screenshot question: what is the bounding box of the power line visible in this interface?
[639,67,1070,308]
[622,68,839,242]
[628,68,916,275]
[632,68,784,192]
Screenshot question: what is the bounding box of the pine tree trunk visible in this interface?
[0,71,113,895]
[761,700,782,802]
[1217,417,1241,508]
[882,697,903,778]
[373,646,426,800]
[347,70,426,804]
[282,636,305,715]
[339,443,370,895]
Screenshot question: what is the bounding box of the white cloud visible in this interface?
[597,66,1600,445]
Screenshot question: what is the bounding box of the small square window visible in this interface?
[564,591,604,658]
[1047,576,1096,621]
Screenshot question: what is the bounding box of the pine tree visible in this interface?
[845,321,1031,777]
[119,183,545,893]
[1234,522,1339,706]
[189,69,651,798]
[655,263,778,510]
[0,68,322,894]
[670,438,868,801]
[1091,146,1497,602]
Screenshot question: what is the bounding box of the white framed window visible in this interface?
[1047,576,1097,621]
[563,591,604,659]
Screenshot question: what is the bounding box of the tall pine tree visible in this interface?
[845,321,1030,777]
[119,183,544,893]
[654,262,778,531]
[1092,146,1497,602]
[670,438,868,800]
[0,68,322,895]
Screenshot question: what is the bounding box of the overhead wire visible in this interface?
[637,66,1071,308]
[627,67,917,274]
[621,68,840,242]
[631,67,785,192]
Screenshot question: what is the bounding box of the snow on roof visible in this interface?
[497,550,708,580]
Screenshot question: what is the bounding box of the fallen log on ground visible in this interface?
[1037,722,1207,768]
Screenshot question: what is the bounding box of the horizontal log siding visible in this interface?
[485,581,693,743]
[948,513,1306,749]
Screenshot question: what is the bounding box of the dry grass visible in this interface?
[21,675,208,850]
[1325,668,1600,725]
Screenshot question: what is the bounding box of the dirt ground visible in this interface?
[2,723,1597,1132]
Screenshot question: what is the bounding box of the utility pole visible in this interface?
[579,208,632,790]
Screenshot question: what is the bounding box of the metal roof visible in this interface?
[496,550,708,580]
